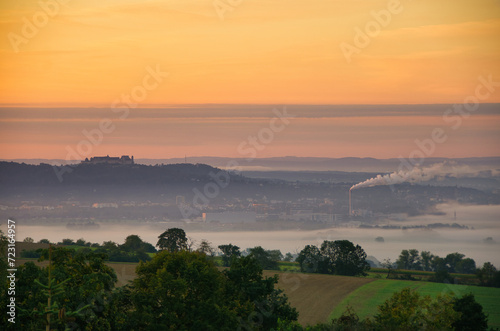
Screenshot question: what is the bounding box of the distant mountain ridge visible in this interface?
[3,156,500,172]
[0,162,233,186]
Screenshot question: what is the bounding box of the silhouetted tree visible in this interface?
[297,241,369,276]
[396,249,421,270]
[60,238,74,245]
[197,239,215,256]
[283,252,294,262]
[248,246,279,270]
[102,241,118,250]
[452,293,488,331]
[124,251,298,330]
[320,240,370,276]
[381,259,395,279]
[156,228,188,252]
[75,238,87,246]
[477,262,500,287]
[296,245,324,273]
[218,244,241,267]
[445,252,465,273]
[456,257,476,274]
[420,251,434,271]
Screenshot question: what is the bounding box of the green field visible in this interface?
[330,279,500,329]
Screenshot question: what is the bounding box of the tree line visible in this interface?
[1,229,298,330]
[20,235,157,263]
[1,228,493,330]
[386,248,500,287]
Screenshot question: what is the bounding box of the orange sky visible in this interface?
[1,0,499,105]
[0,0,499,159]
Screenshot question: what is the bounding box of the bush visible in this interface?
[374,288,458,330]
[20,249,42,258]
[452,293,488,331]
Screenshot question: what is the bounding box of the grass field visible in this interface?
[330,279,500,329]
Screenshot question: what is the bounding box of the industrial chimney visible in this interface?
[349,189,352,216]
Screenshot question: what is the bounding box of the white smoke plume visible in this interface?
[350,162,492,191]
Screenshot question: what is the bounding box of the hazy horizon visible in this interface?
[5,203,500,268]
[1,104,500,160]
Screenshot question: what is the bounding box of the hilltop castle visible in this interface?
[82,155,134,165]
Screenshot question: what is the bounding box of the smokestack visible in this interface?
[349,189,352,216]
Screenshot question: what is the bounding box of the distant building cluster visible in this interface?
[82,155,134,165]
[202,211,257,224]
[92,203,118,209]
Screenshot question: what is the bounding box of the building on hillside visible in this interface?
[82,155,134,165]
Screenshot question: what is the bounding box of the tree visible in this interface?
[125,251,298,330]
[197,239,215,256]
[431,256,447,272]
[477,262,499,287]
[396,249,410,270]
[452,293,488,331]
[75,238,86,246]
[456,257,476,274]
[0,230,8,290]
[11,247,117,330]
[218,244,241,267]
[127,250,238,330]
[186,236,196,252]
[374,288,458,330]
[224,255,298,330]
[268,249,283,262]
[396,249,421,270]
[430,269,454,284]
[156,228,188,252]
[60,238,75,245]
[381,259,395,279]
[330,305,373,330]
[408,249,421,270]
[248,246,279,270]
[296,245,324,273]
[38,239,51,244]
[445,252,465,273]
[320,240,370,276]
[102,241,118,250]
[283,252,294,262]
[420,251,434,271]
[121,234,154,252]
[23,237,34,243]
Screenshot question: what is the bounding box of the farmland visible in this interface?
[16,257,500,328]
[330,279,500,329]
[264,271,374,326]
[99,263,500,328]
